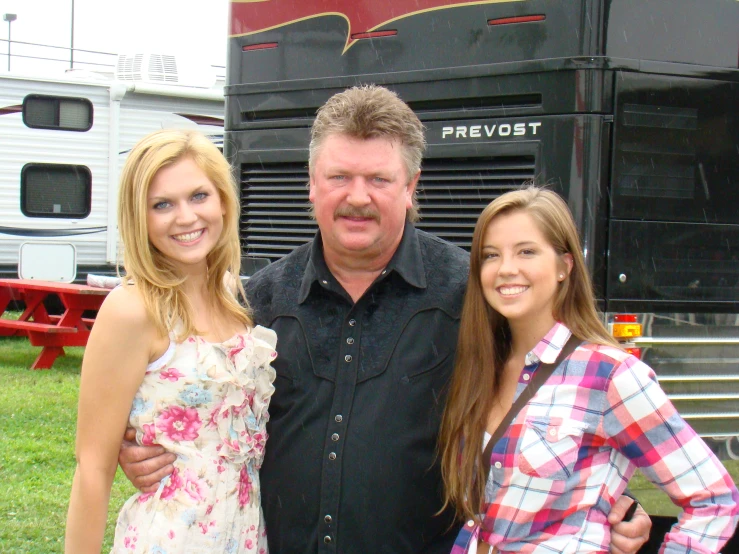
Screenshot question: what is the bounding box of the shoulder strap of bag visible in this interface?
[481,334,583,478]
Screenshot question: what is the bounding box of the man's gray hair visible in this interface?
[309,85,426,222]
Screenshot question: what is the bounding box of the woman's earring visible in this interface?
[559,273,565,281]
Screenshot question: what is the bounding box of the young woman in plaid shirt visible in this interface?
[439,187,738,554]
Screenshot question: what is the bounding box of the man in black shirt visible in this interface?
[119,85,650,554]
[246,222,468,553]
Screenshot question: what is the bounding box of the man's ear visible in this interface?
[308,174,316,204]
[405,171,421,210]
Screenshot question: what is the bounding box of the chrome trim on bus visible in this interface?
[631,337,739,345]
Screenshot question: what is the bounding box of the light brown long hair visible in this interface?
[438,186,620,523]
[117,129,251,339]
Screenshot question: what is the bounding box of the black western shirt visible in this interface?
[245,223,469,554]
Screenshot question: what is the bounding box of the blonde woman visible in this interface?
[439,187,738,553]
[65,130,277,553]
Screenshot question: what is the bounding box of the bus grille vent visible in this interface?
[240,155,536,261]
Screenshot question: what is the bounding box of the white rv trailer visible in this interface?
[0,73,224,282]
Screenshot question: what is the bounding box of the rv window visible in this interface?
[21,164,91,218]
[23,95,93,131]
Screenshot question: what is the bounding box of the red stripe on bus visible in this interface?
[488,15,546,26]
[351,30,398,40]
[243,43,279,51]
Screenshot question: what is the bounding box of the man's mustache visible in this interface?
[334,207,380,222]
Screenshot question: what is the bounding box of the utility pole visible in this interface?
[70,0,75,69]
[3,13,16,72]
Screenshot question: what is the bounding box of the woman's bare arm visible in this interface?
[65,287,154,553]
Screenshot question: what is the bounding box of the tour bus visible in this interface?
[224,0,739,517]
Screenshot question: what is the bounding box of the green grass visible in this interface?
[631,460,739,516]
[0,335,135,553]
[0,333,738,551]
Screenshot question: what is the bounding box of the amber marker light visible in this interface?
[611,314,643,340]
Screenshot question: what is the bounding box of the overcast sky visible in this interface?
[0,0,229,76]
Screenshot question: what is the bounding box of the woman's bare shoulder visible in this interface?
[95,283,152,331]
[81,283,164,377]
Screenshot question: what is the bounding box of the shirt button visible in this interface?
[348,319,356,326]
[331,433,340,441]
[321,280,328,285]
[381,269,387,275]
[467,519,475,527]
[549,429,557,437]
[346,337,354,345]
[494,461,502,469]
[324,514,333,524]
[523,373,530,381]
[335,414,343,423]
[324,535,332,544]
[328,452,336,460]
[344,354,352,362]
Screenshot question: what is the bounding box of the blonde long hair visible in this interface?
[438,186,620,523]
[117,129,251,339]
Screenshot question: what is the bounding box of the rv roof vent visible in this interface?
[116,53,216,88]
[116,53,176,82]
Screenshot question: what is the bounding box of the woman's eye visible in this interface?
[193,192,208,201]
[152,201,170,210]
[520,249,536,256]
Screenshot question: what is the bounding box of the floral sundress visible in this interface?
[111,325,278,553]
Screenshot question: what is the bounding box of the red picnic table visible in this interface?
[0,279,110,369]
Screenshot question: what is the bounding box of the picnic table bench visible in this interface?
[0,279,110,369]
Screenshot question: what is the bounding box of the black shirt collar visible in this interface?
[298,221,427,303]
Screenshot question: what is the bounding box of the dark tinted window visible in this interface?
[611,73,739,225]
[607,220,739,308]
[21,164,91,218]
[23,95,93,131]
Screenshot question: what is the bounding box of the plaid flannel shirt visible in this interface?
[451,322,739,554]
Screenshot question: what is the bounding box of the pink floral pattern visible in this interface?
[239,466,252,508]
[156,406,202,441]
[140,423,156,446]
[111,325,277,553]
[160,367,184,381]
